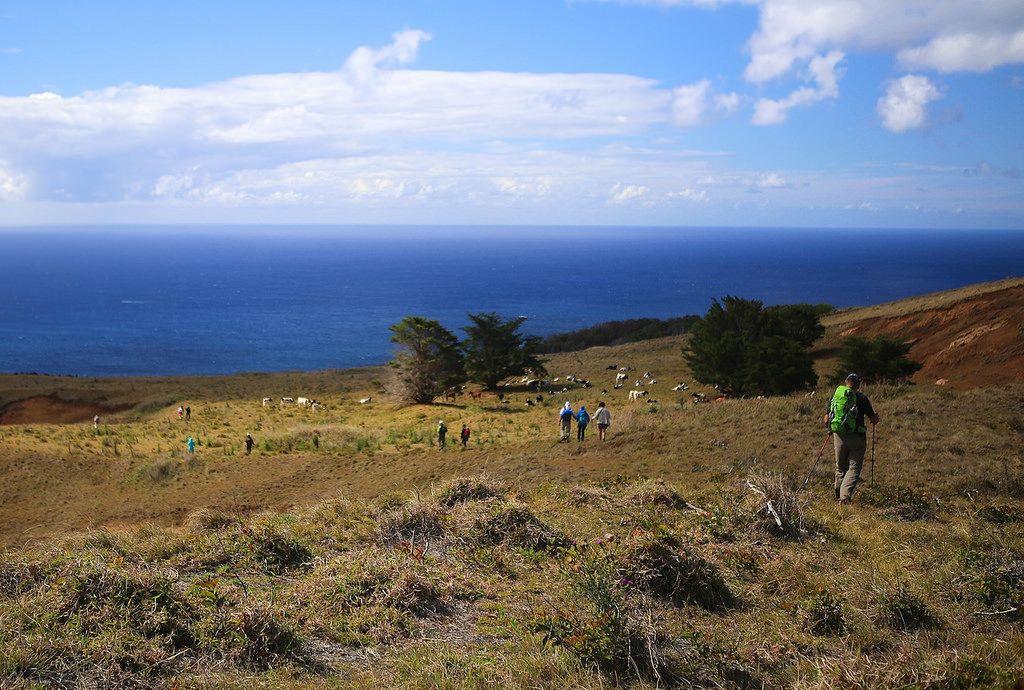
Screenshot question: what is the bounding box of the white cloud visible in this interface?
[754,172,787,188]
[752,50,843,124]
[669,187,708,202]
[670,79,739,126]
[877,74,942,133]
[0,30,674,208]
[0,160,28,199]
[745,1,1024,82]
[608,183,652,204]
[898,30,1024,73]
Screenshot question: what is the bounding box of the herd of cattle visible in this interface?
[262,396,324,410]
[259,365,721,409]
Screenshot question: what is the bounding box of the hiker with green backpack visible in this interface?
[827,373,880,504]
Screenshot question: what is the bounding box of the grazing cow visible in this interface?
[281,397,294,404]
[616,373,628,382]
[628,389,649,401]
[262,397,272,407]
[469,391,482,400]
[297,397,309,406]
[359,397,372,404]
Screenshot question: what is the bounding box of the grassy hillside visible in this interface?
[1,279,1023,688]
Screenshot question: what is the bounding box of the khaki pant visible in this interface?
[834,433,867,501]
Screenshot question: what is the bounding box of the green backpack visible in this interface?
[828,385,860,435]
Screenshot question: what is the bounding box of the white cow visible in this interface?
[262,397,272,407]
[628,389,649,401]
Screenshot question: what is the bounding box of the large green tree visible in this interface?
[388,316,465,404]
[682,296,821,396]
[831,335,922,384]
[461,312,548,389]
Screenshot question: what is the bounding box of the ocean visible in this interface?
[2,225,1022,378]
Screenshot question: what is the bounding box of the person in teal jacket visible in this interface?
[576,405,590,442]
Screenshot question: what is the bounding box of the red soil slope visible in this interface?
[831,282,1024,388]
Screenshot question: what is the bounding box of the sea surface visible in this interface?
[2,225,1022,377]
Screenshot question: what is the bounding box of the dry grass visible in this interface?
[1,280,1023,687]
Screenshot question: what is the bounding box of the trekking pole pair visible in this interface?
[801,432,832,491]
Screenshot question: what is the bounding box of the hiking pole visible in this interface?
[871,424,876,488]
[801,433,832,491]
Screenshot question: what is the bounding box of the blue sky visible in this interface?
[1,0,1022,229]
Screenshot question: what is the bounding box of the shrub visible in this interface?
[744,471,807,540]
[377,500,448,545]
[626,478,691,508]
[871,579,939,631]
[958,550,1023,620]
[199,604,304,670]
[860,485,936,521]
[238,520,313,574]
[543,538,673,683]
[805,588,846,636]
[184,507,241,533]
[435,475,507,507]
[618,530,735,611]
[470,502,566,552]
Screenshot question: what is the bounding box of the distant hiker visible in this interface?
[177,406,184,419]
[245,433,255,455]
[593,401,611,441]
[576,405,590,442]
[460,423,471,448]
[187,436,196,455]
[185,406,191,421]
[559,402,574,442]
[437,420,448,449]
[827,374,880,504]
[94,415,100,429]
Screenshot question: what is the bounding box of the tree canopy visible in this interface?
[682,296,822,396]
[388,316,465,404]
[462,312,548,389]
[831,335,922,385]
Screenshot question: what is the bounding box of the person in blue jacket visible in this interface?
[576,405,590,442]
[559,402,574,442]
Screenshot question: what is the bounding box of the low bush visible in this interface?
[869,576,939,631]
[618,530,735,611]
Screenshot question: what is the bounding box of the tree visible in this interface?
[461,312,548,389]
[764,303,828,347]
[831,335,922,384]
[388,316,465,403]
[682,296,820,396]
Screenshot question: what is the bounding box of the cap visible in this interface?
[845,373,861,383]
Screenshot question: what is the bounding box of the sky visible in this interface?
[1,0,1022,230]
